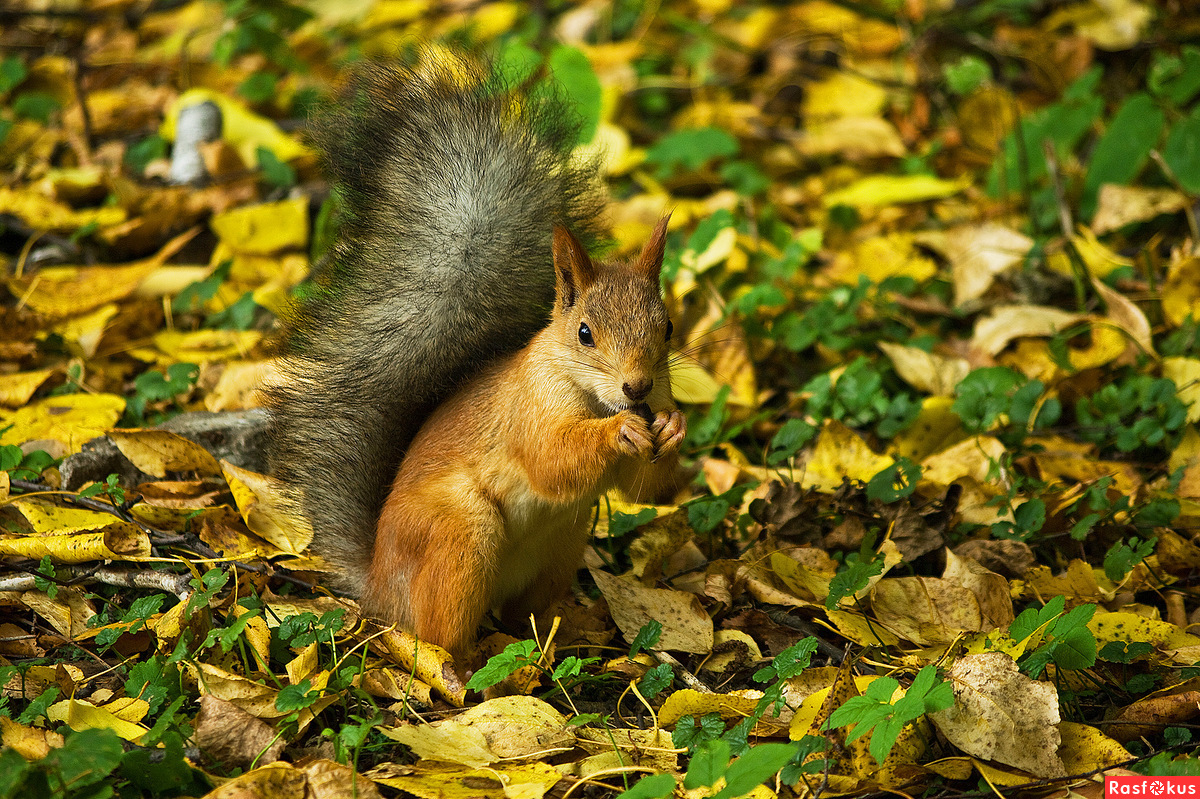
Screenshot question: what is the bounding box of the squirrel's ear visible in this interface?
[553,225,595,310]
[636,214,671,281]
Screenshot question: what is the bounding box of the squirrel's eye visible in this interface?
[578,322,595,347]
[665,320,674,342]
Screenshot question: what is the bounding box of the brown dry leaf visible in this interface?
[304,760,383,799]
[192,694,285,768]
[1091,184,1189,234]
[870,576,984,645]
[929,652,1065,778]
[971,304,1086,357]
[924,224,1033,306]
[878,342,970,396]
[1108,691,1200,743]
[108,429,223,477]
[589,568,714,653]
[942,550,1015,629]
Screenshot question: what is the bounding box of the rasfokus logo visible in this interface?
[1107,776,1200,796]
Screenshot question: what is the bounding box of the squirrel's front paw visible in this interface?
[614,411,655,458]
[651,410,686,457]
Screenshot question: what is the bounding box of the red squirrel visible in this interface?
[365,221,683,657]
[265,51,685,658]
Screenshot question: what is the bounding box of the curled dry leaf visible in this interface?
[929,652,1066,778]
[589,567,714,653]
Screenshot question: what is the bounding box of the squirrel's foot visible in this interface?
[651,410,686,458]
[615,411,655,458]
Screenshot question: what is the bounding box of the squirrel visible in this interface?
[265,50,685,659]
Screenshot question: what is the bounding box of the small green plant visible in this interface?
[122,362,200,426]
[1075,375,1187,454]
[1010,595,1098,677]
[826,665,954,766]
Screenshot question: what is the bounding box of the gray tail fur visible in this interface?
[264,51,608,594]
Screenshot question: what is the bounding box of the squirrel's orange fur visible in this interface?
[363,219,684,658]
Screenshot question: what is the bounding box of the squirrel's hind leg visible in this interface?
[366,486,501,660]
[498,519,590,637]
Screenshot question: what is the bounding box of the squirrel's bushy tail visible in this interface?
[265,51,608,594]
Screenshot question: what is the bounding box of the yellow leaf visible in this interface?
[801,420,893,492]
[0,716,63,760]
[0,369,54,408]
[1057,721,1132,775]
[221,461,313,555]
[804,72,887,118]
[1089,610,1200,652]
[367,761,562,799]
[54,304,119,358]
[46,698,148,744]
[210,197,310,255]
[889,396,970,462]
[1163,250,1200,328]
[924,224,1033,307]
[878,342,969,396]
[658,688,760,726]
[0,187,125,233]
[0,393,126,452]
[140,329,262,365]
[6,228,197,318]
[801,116,907,159]
[823,174,970,209]
[108,429,222,477]
[1164,358,1200,423]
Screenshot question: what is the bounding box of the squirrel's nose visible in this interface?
[623,379,652,402]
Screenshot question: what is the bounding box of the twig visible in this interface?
[652,650,710,692]
[0,565,194,601]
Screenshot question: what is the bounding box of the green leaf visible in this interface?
[547,46,601,144]
[712,743,798,799]
[45,728,123,794]
[257,145,297,188]
[18,686,59,725]
[609,508,657,538]
[276,679,319,713]
[1083,93,1164,219]
[944,55,992,95]
[238,72,277,103]
[0,56,27,93]
[684,738,730,789]
[13,91,59,123]
[866,457,920,503]
[616,773,676,799]
[1163,105,1200,194]
[629,620,663,657]
[465,639,538,691]
[639,663,674,698]
[645,127,739,177]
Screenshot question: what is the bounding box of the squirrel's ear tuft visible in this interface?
[637,214,671,281]
[553,225,595,310]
